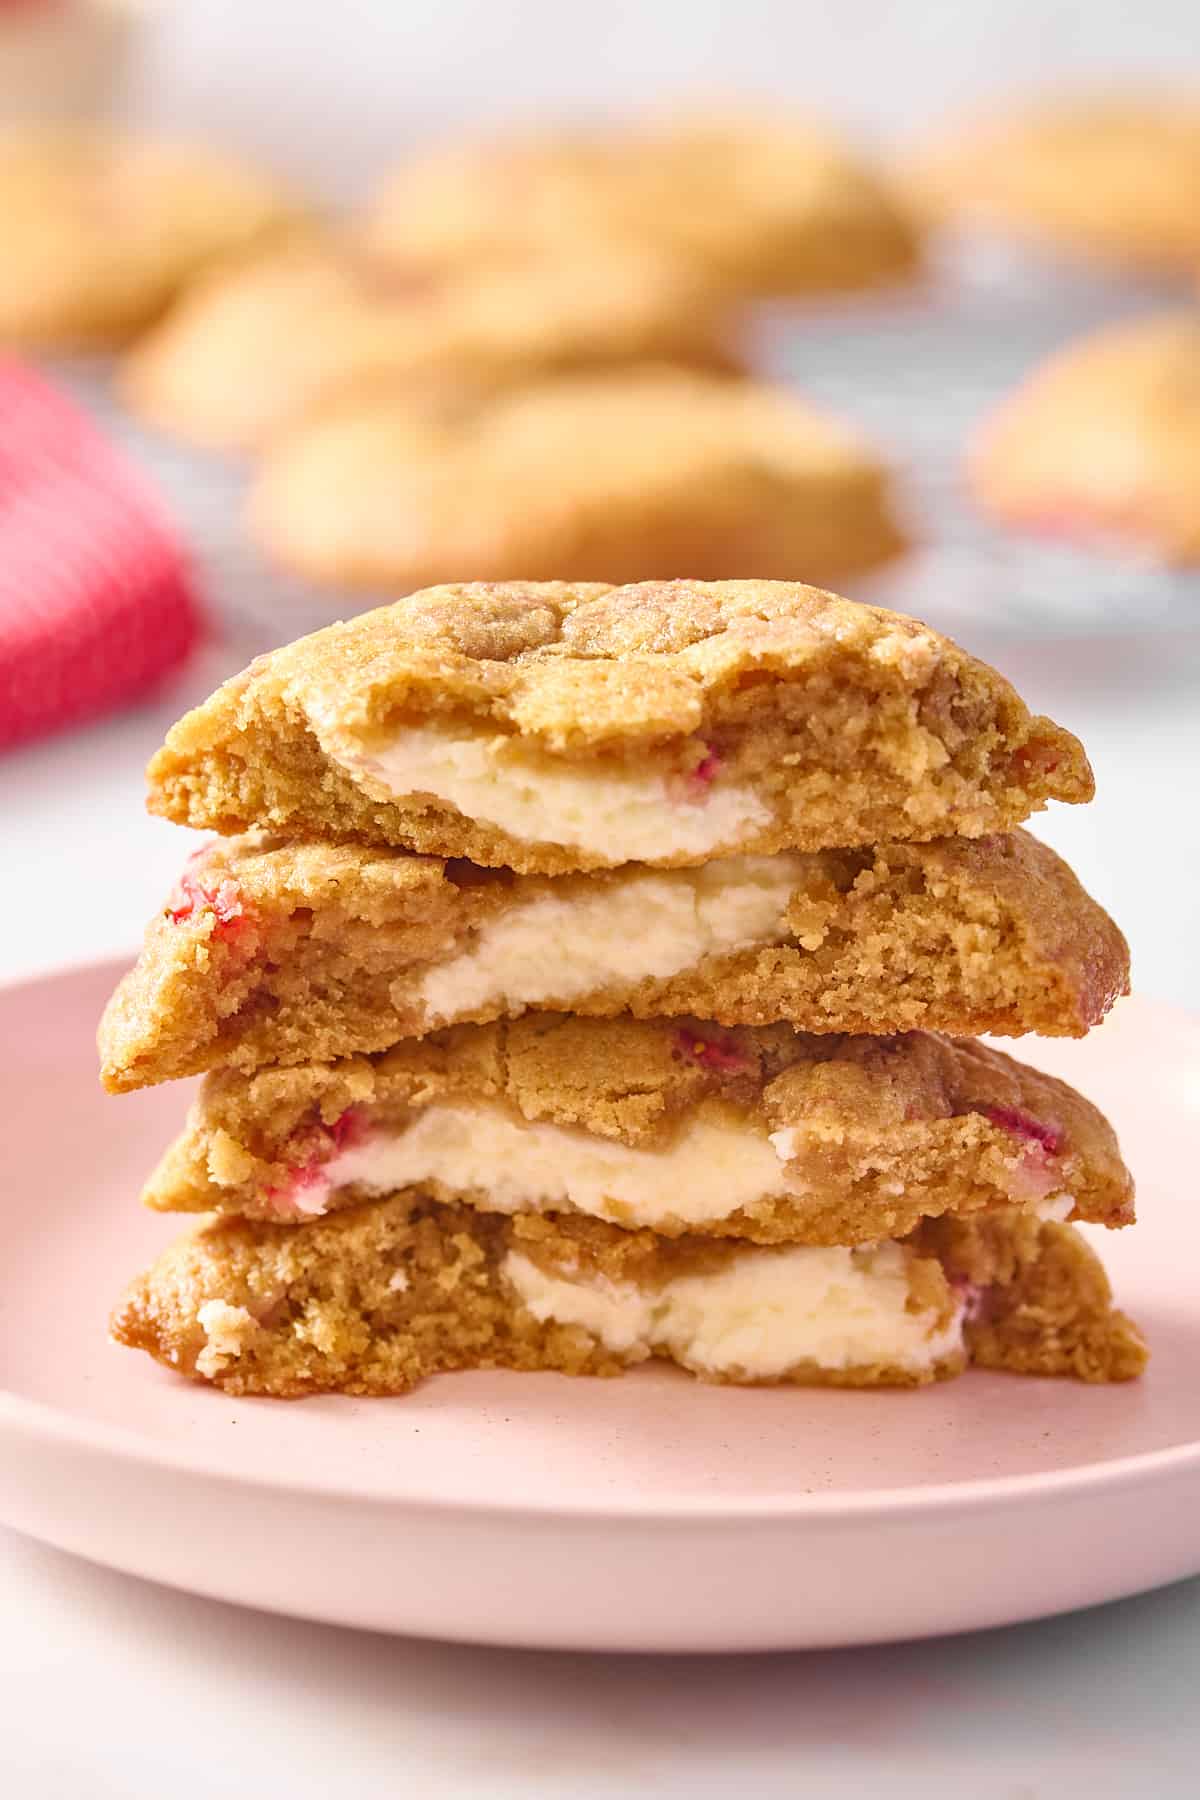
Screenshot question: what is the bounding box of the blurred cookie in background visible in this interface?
[363,111,922,300]
[970,312,1200,563]
[909,91,1200,276]
[121,236,745,453]
[0,126,304,348]
[616,110,923,298]
[248,365,909,596]
[360,130,625,272]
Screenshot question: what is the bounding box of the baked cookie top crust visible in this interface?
[971,312,1200,563]
[248,367,906,593]
[145,580,1093,873]
[0,126,301,348]
[97,828,1128,1092]
[142,1014,1135,1245]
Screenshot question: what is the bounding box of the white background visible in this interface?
[122,0,1200,195]
[4,4,1200,1795]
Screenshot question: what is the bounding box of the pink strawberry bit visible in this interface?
[165,868,248,938]
[664,743,722,806]
[981,1105,1063,1157]
[1006,1153,1058,1205]
[288,1174,334,1218]
[327,1107,364,1153]
[673,1027,752,1075]
[262,1182,318,1221]
[691,746,721,788]
[263,1160,330,1220]
[264,1109,364,1217]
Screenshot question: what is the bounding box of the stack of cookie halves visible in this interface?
[101,580,1147,1396]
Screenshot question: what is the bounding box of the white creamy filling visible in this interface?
[296,1106,1075,1233]
[503,1241,964,1378]
[418,856,804,1024]
[320,1105,792,1228]
[322,722,770,858]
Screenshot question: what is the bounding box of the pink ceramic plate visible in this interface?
[2,961,1198,1652]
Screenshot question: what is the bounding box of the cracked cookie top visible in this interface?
[146,580,1092,871]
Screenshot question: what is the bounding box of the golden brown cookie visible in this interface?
[111,1200,1146,1396]
[970,312,1200,562]
[97,829,1128,1093]
[615,110,923,297]
[0,126,302,348]
[140,1015,1135,1245]
[363,114,921,298]
[145,580,1093,874]
[120,237,741,451]
[248,367,907,593]
[361,131,624,270]
[909,91,1200,273]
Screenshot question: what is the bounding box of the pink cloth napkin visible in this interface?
[0,361,204,751]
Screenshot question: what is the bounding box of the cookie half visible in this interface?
[971,313,1200,564]
[121,238,741,451]
[248,368,907,593]
[98,830,1129,1092]
[111,1201,1147,1396]
[0,127,302,349]
[140,1016,1134,1246]
[145,580,1092,873]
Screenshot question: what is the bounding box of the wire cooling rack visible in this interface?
[51,243,1199,656]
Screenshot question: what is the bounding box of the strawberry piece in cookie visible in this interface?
[691,746,722,788]
[981,1103,1064,1156]
[265,1108,365,1219]
[673,1024,753,1075]
[664,743,723,806]
[165,869,249,937]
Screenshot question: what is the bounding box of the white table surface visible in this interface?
[3,619,1198,1798]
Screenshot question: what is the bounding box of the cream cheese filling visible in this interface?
[194,1300,257,1378]
[418,855,804,1025]
[319,721,770,859]
[284,1105,1078,1231]
[1031,1192,1074,1223]
[316,1105,792,1228]
[503,1240,964,1378]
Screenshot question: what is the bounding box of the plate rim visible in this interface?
[5,1380,1200,1527]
